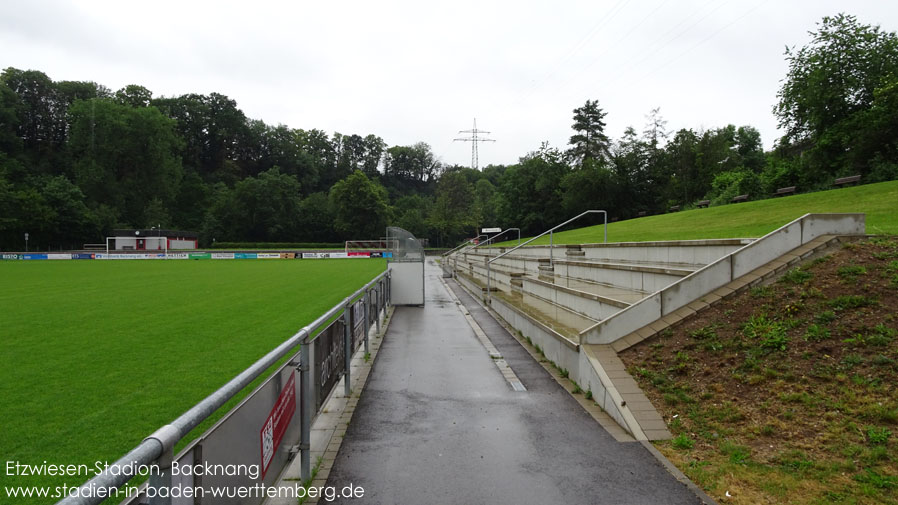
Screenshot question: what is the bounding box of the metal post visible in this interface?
[364,289,370,353]
[486,210,606,303]
[147,449,173,505]
[343,303,352,397]
[300,341,311,482]
[550,230,554,265]
[375,282,382,335]
[486,257,492,304]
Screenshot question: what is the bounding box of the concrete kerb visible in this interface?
[264,306,395,505]
[438,275,527,391]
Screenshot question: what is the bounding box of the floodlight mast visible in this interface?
[454,118,495,170]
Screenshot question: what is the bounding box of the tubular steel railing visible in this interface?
[484,210,606,302]
[56,269,392,505]
[475,228,521,249]
[440,234,487,277]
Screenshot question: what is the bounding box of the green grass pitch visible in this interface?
[0,258,386,501]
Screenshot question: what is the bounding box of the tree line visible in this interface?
[0,13,895,250]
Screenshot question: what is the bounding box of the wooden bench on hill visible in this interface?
[731,194,749,203]
[834,175,861,187]
[775,186,796,197]
[696,200,710,208]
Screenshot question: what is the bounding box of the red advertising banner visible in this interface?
[260,372,297,479]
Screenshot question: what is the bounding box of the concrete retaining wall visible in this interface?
[469,263,514,294]
[523,278,626,321]
[577,347,646,440]
[556,261,686,294]
[456,273,581,378]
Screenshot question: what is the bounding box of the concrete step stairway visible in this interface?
[453,241,727,343]
[447,214,867,441]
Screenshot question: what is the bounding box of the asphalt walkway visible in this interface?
[325,260,704,504]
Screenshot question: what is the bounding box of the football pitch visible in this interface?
[0,258,386,500]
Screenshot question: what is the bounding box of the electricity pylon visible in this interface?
[454,118,495,170]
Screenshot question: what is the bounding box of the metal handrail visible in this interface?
[57,269,391,505]
[441,234,487,276]
[486,210,606,302]
[441,234,487,258]
[475,228,521,249]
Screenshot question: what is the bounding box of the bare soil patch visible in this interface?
[620,237,898,505]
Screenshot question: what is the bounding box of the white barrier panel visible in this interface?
[388,262,425,305]
[257,253,281,259]
[212,253,236,259]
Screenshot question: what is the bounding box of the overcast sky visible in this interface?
[2,0,896,168]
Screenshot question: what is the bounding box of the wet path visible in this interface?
[325,260,703,504]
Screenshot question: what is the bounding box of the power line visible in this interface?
[615,0,771,92]
[554,0,673,97]
[580,0,736,94]
[453,118,495,170]
[504,0,631,108]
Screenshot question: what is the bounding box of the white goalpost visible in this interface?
[344,238,398,255]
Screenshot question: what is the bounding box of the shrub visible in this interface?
[705,169,763,206]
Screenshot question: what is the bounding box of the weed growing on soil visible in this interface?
[621,238,898,505]
[781,267,813,285]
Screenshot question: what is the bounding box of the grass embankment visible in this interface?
[621,238,898,504]
[504,180,898,245]
[0,259,385,502]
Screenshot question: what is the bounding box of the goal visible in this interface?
[344,238,397,256]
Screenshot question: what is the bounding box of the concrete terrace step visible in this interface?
[476,238,752,267]
[459,258,648,311]
[553,258,697,276]
[548,276,648,305]
[463,249,705,274]
[456,257,660,324]
[522,277,632,322]
[457,252,693,296]
[457,271,593,341]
